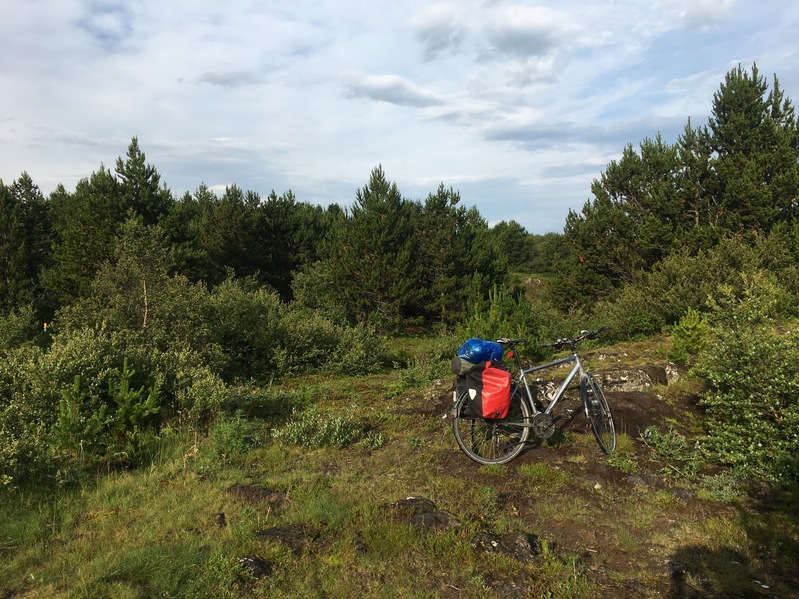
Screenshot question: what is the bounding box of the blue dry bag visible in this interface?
[457,338,504,363]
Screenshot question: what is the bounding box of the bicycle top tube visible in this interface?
[497,333,594,383]
[522,353,577,377]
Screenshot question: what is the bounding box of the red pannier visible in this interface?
[454,361,512,419]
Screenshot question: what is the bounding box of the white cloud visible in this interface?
[342,73,443,107]
[676,0,739,30]
[0,0,797,233]
[409,3,466,60]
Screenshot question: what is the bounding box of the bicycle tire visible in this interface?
[580,372,616,453]
[452,386,531,465]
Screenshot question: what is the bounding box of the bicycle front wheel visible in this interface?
[452,386,531,465]
[581,372,616,453]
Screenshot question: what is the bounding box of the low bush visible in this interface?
[272,408,367,449]
[641,424,700,478]
[594,232,799,341]
[668,308,710,366]
[456,283,584,363]
[0,305,39,350]
[207,410,263,460]
[207,277,282,382]
[458,283,540,342]
[694,272,799,485]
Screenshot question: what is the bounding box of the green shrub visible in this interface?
[389,357,445,396]
[641,425,700,478]
[0,344,51,486]
[207,411,263,460]
[273,306,345,374]
[207,277,283,382]
[323,322,385,375]
[668,308,710,365]
[694,272,799,484]
[152,345,227,424]
[598,286,667,341]
[0,411,57,488]
[48,357,161,471]
[290,260,349,325]
[0,329,118,484]
[381,334,456,395]
[592,233,799,341]
[698,471,744,502]
[358,430,386,450]
[458,283,540,342]
[272,409,366,449]
[207,280,385,380]
[51,375,111,468]
[274,306,384,376]
[56,218,216,356]
[0,324,227,485]
[0,305,38,350]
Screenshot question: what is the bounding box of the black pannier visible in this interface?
[452,360,512,419]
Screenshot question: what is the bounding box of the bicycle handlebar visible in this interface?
[538,326,609,349]
[497,326,609,350]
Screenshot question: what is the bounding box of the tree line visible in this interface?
[3,63,799,486]
[560,64,799,308]
[4,64,798,336]
[1,140,552,334]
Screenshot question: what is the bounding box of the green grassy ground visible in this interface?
[2,343,798,598]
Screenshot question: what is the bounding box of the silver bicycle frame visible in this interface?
[516,353,585,416]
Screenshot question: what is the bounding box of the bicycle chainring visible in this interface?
[531,413,555,439]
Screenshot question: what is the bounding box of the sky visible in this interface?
[2,1,798,234]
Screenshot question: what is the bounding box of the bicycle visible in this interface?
[452,327,616,465]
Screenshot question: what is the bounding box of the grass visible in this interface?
[519,462,570,491]
[2,337,798,598]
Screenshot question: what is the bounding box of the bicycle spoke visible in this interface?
[452,388,530,465]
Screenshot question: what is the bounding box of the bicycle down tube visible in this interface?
[517,354,583,418]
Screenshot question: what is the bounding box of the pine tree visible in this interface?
[417,184,508,326]
[0,179,24,311]
[564,135,681,289]
[260,190,339,300]
[675,119,721,243]
[560,64,799,308]
[488,220,534,270]
[0,173,51,314]
[320,166,425,332]
[194,184,269,286]
[42,167,123,307]
[705,64,799,232]
[115,137,173,225]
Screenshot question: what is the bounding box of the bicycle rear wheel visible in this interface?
[581,372,616,453]
[452,386,531,465]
